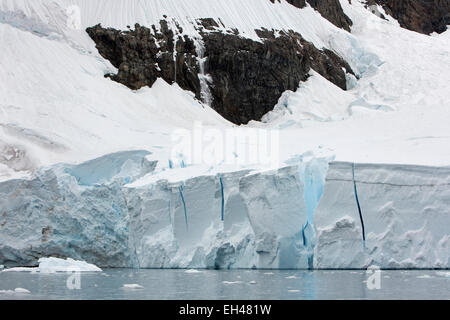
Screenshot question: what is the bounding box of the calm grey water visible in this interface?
[0,269,449,300]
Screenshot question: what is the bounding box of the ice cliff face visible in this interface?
[0,151,313,269]
[0,151,156,267]
[125,165,312,269]
[314,162,450,269]
[1,152,448,269]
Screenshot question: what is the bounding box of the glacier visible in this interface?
[1,151,448,269]
[0,151,312,269]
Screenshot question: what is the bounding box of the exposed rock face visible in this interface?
[203,29,354,124]
[87,20,354,125]
[86,21,201,96]
[305,0,353,32]
[270,0,353,31]
[368,0,450,34]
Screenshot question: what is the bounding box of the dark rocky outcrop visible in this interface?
[367,0,450,34]
[86,21,202,97]
[270,0,353,31]
[203,28,353,124]
[87,20,354,125]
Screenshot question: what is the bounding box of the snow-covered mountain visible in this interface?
[0,0,449,269]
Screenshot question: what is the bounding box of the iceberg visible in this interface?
[2,257,102,273]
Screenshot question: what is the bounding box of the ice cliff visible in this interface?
[1,151,448,269]
[314,162,450,269]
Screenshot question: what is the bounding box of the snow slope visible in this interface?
[253,1,450,166]
[1,0,449,181]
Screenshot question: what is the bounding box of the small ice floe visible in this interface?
[264,272,274,275]
[0,290,13,294]
[285,275,298,279]
[14,288,30,294]
[417,274,432,279]
[288,290,300,293]
[248,281,257,285]
[1,267,38,273]
[0,288,31,294]
[122,284,144,289]
[436,271,450,277]
[2,257,101,273]
[185,269,202,273]
[222,281,243,285]
[0,265,4,270]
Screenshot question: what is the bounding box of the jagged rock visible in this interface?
[367,0,450,34]
[306,0,353,32]
[86,22,201,96]
[87,20,354,125]
[270,0,353,31]
[203,28,354,124]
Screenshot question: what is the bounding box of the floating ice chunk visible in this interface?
[222,281,243,285]
[14,288,31,294]
[185,269,202,273]
[38,257,102,273]
[248,281,257,285]
[122,284,144,289]
[2,257,102,273]
[2,267,37,273]
[0,288,30,294]
[288,289,300,293]
[0,290,14,294]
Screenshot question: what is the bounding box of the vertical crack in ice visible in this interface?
[179,185,188,231]
[352,163,366,247]
[219,174,224,221]
[301,221,309,246]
